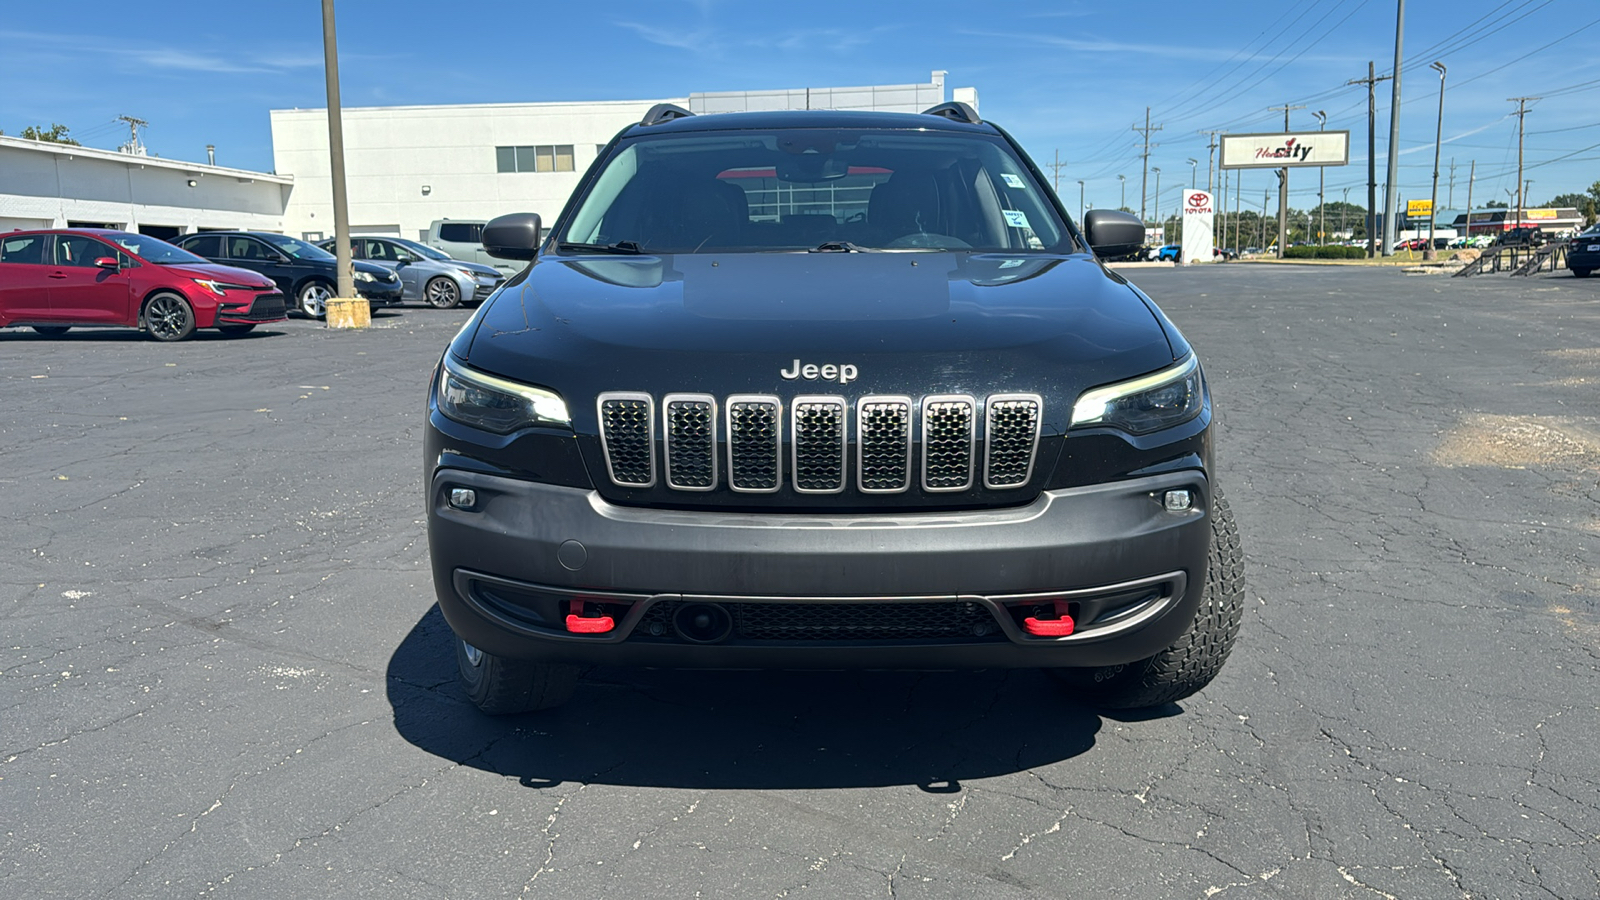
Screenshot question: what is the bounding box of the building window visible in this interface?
[495,144,575,173]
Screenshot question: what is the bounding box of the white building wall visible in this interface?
[269,72,970,243]
[0,137,290,234]
[271,100,673,242]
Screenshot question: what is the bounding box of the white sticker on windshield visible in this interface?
[1001,173,1026,189]
[1003,210,1030,229]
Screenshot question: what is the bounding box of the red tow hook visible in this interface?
[564,599,615,634]
[1023,600,1075,637]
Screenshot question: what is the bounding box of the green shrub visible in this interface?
[1284,245,1366,260]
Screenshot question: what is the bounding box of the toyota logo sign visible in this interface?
[1188,192,1209,208]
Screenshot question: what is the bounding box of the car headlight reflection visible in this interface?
[436,355,570,433]
[1070,355,1203,435]
[354,270,376,283]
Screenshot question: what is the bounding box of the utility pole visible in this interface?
[1314,110,1327,245]
[1133,108,1162,222]
[1509,97,1536,229]
[1348,61,1392,258]
[1382,0,1406,257]
[115,115,148,156]
[1425,61,1446,260]
[1199,130,1222,197]
[1342,186,1351,238]
[1447,157,1456,209]
[1268,103,1304,257]
[1047,149,1067,197]
[320,0,362,326]
[1465,159,1475,240]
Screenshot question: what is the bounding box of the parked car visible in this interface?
[1495,226,1547,247]
[426,220,515,273]
[173,231,402,318]
[1567,225,1600,278]
[428,103,1242,715]
[1213,247,1237,260]
[317,236,504,308]
[0,229,285,341]
[1157,243,1181,262]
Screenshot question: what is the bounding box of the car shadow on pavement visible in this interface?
[1,327,286,342]
[387,606,1111,791]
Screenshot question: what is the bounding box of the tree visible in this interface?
[1485,200,1507,209]
[1542,193,1591,211]
[18,124,78,145]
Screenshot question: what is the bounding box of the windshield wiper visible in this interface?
[556,241,644,255]
[809,240,878,253]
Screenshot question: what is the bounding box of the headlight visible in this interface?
[1070,355,1203,435]
[436,355,570,433]
[192,279,227,296]
[354,270,375,283]
[457,268,480,279]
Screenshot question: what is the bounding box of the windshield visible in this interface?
[259,233,336,260]
[558,128,1071,253]
[391,237,452,261]
[105,232,209,265]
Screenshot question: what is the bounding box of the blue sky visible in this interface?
[2,0,1596,216]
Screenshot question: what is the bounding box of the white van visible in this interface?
[425,220,515,273]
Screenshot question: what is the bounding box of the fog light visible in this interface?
[1163,489,1193,511]
[448,488,477,510]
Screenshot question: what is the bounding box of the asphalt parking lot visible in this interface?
[5,265,1599,899]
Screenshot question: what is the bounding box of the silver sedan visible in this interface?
[318,236,505,308]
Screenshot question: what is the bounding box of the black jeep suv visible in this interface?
[426,103,1243,713]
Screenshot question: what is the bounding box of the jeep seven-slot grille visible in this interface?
[597,392,1040,494]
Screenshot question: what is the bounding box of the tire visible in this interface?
[1573,268,1592,279]
[455,636,579,714]
[143,293,196,342]
[1049,490,1245,709]
[31,326,70,336]
[424,276,462,309]
[216,324,257,336]
[296,280,334,318]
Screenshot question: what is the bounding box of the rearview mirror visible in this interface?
[482,213,543,260]
[1082,209,1146,258]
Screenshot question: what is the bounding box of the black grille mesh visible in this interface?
[600,396,653,486]
[632,600,1004,642]
[665,398,715,489]
[728,399,780,491]
[923,398,975,490]
[858,399,911,491]
[985,398,1040,487]
[792,399,845,491]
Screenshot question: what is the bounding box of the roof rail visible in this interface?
[640,103,695,126]
[921,101,981,125]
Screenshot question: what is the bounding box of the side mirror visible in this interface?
[482,213,542,260]
[1081,209,1146,258]
[94,256,120,269]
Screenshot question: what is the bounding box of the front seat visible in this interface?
[868,171,944,243]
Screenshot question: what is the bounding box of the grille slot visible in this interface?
[791,396,847,493]
[663,394,717,490]
[632,600,1004,642]
[983,393,1042,489]
[921,395,976,492]
[726,395,781,492]
[856,396,912,493]
[597,392,655,487]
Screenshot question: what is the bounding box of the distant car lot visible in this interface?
[4,266,1598,898]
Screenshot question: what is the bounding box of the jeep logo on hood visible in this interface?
[780,359,858,385]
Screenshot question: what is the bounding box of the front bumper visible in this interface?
[357,280,404,305]
[216,292,288,324]
[428,469,1211,669]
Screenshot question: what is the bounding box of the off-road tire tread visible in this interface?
[1066,490,1244,709]
[457,638,578,715]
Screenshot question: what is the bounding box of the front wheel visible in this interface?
[143,293,196,342]
[424,276,462,309]
[296,280,333,318]
[1049,490,1245,709]
[455,636,579,714]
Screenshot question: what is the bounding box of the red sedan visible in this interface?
[0,229,287,341]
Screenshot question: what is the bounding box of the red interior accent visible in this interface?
[564,600,615,634]
[1023,600,1075,637]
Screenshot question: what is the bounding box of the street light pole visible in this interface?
[1382,0,1406,257]
[1425,61,1446,260]
[1313,110,1326,245]
[319,0,364,328]
[1187,158,1198,190]
[1152,168,1162,239]
[1077,180,1085,222]
[1118,174,1126,211]
[1342,186,1351,239]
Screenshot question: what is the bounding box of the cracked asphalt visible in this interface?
[3,264,1598,899]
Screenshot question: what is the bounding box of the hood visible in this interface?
[161,262,276,288]
[460,251,1178,434]
[353,260,396,278]
[448,259,501,278]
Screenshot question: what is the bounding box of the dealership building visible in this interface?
[269,71,974,242]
